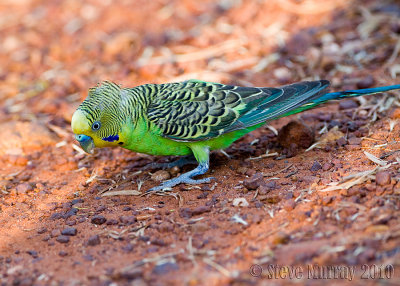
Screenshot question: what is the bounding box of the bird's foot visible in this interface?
[146,157,213,194]
[146,175,215,193]
[142,156,197,170]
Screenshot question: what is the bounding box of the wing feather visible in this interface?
[147,79,330,142]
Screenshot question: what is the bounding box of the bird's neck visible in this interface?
[117,85,159,145]
[121,85,155,121]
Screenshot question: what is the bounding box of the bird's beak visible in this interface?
[75,134,94,154]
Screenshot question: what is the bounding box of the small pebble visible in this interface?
[391,21,400,34]
[91,215,107,225]
[26,250,38,258]
[310,161,322,172]
[317,113,332,121]
[50,212,63,220]
[20,174,31,181]
[258,184,271,195]
[83,254,95,261]
[138,235,150,242]
[169,166,180,176]
[283,199,296,211]
[61,227,77,236]
[285,192,294,199]
[152,262,179,275]
[243,173,264,190]
[236,167,248,175]
[121,243,134,253]
[345,145,360,151]
[119,215,137,225]
[157,222,174,232]
[65,219,76,226]
[259,194,281,204]
[375,171,391,186]
[77,217,86,223]
[190,222,209,233]
[64,207,78,219]
[286,32,313,55]
[336,137,347,147]
[37,227,47,234]
[347,137,362,145]
[191,205,211,216]
[151,170,171,182]
[51,229,61,237]
[58,251,68,257]
[62,202,72,209]
[56,235,70,244]
[16,183,33,194]
[87,235,101,246]
[356,75,375,89]
[151,238,167,246]
[119,267,143,280]
[328,120,341,129]
[179,208,193,219]
[273,67,291,84]
[106,218,118,225]
[71,198,84,205]
[197,191,209,199]
[322,163,333,171]
[265,181,278,190]
[339,100,358,110]
[96,205,106,212]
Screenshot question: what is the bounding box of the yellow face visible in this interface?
[71,81,132,153]
[71,109,123,153]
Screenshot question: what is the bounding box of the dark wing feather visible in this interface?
[146,79,330,142]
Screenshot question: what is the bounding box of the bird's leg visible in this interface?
[146,161,214,193]
[142,155,197,170]
[146,146,214,193]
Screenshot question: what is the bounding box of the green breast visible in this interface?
[122,118,263,156]
[122,119,192,156]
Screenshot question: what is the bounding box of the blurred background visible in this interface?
[0,0,399,128]
[1,1,400,284]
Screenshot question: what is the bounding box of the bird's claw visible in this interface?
[146,176,215,193]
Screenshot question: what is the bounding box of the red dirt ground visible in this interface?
[1,0,400,285]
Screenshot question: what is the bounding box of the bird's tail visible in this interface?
[317,84,400,103]
[283,84,400,117]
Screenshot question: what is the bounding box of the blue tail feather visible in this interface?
[277,82,400,119]
[318,84,400,102]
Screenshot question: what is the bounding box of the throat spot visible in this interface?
[102,135,119,142]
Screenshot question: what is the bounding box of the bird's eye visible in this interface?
[92,121,101,131]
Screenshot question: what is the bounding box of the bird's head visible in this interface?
[71,81,129,153]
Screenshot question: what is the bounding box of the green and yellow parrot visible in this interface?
[71,79,400,192]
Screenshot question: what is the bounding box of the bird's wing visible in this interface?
[147,79,330,142]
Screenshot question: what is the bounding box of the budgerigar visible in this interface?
[71,79,400,192]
